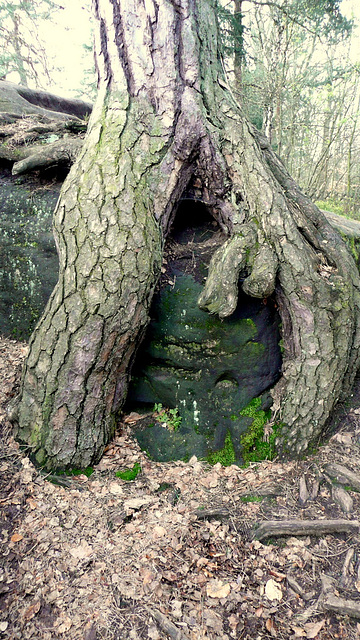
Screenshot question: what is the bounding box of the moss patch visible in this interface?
[115,462,141,481]
[240,495,264,503]
[240,397,281,463]
[207,430,236,466]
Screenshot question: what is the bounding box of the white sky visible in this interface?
[39,0,94,99]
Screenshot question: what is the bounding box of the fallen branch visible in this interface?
[323,595,360,619]
[0,80,92,121]
[148,608,190,640]
[253,519,359,542]
[286,575,315,602]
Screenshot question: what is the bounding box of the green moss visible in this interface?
[240,495,264,503]
[346,236,359,263]
[207,430,236,466]
[240,397,280,463]
[115,462,141,481]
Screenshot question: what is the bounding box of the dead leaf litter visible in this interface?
[2,336,360,639]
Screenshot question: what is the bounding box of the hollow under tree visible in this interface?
[11,0,360,469]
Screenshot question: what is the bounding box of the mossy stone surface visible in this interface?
[0,170,59,339]
[128,249,282,463]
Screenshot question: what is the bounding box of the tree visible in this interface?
[11,0,360,469]
[218,0,359,211]
[0,0,61,88]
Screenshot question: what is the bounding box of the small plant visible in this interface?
[153,403,182,431]
[115,462,141,481]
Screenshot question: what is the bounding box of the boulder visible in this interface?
[127,200,282,463]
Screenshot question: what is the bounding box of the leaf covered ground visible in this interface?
[2,336,360,640]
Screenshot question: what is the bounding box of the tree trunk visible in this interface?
[12,0,360,468]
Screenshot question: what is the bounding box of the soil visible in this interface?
[2,335,360,640]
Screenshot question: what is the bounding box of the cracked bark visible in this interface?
[12,0,360,468]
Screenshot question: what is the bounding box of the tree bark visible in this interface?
[12,0,360,468]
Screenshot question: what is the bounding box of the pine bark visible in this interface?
[12,0,360,468]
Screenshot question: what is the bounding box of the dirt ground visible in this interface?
[2,336,360,640]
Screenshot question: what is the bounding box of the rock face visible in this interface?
[0,82,90,340]
[127,200,282,463]
[0,169,59,339]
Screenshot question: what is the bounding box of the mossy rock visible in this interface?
[0,169,59,339]
[127,200,282,464]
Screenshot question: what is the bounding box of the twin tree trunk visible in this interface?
[12,0,360,468]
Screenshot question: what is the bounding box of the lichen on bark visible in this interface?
[11,0,360,468]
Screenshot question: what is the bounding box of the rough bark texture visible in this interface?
[12,0,360,468]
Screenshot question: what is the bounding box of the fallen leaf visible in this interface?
[21,470,33,484]
[266,618,277,636]
[228,614,238,630]
[123,412,142,424]
[26,497,37,510]
[108,483,123,495]
[23,600,41,620]
[265,579,283,601]
[0,622,8,632]
[171,600,182,618]
[304,620,325,639]
[269,569,286,581]
[255,606,263,617]
[161,569,177,582]
[57,617,72,634]
[292,627,306,637]
[10,533,23,543]
[69,540,93,560]
[153,525,167,538]
[148,624,160,640]
[124,496,153,512]
[140,569,154,585]
[206,579,231,599]
[330,432,353,445]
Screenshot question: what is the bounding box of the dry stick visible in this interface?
[148,608,190,640]
[323,595,360,619]
[286,575,315,602]
[253,519,359,542]
[340,547,355,588]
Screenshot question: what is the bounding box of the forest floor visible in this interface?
[2,337,360,640]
